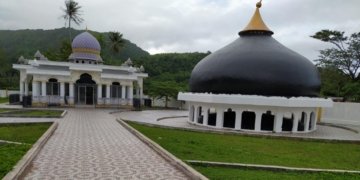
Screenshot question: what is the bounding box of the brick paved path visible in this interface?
[25,109,188,179]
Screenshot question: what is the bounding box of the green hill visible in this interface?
[0,28,150,88]
[0,28,149,63]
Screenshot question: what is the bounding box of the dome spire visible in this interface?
[239,0,273,35]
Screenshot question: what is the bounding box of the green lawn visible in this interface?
[0,123,52,144]
[0,109,63,117]
[0,123,52,178]
[128,122,360,172]
[193,165,360,180]
[0,97,8,104]
[0,143,31,178]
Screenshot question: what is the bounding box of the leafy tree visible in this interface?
[44,40,72,61]
[147,81,184,108]
[62,0,83,41]
[108,31,125,61]
[311,30,360,80]
[318,67,350,97]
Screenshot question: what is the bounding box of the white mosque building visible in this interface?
[13,31,148,107]
[178,1,333,133]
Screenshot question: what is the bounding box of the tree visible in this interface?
[108,31,125,59]
[311,30,360,80]
[147,81,183,108]
[62,0,83,41]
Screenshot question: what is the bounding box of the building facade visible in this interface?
[13,31,147,107]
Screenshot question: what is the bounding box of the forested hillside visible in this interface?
[0,28,149,88]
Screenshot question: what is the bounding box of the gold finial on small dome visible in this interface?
[239,0,273,35]
[256,0,262,8]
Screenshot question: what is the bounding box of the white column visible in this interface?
[292,112,300,133]
[19,81,24,101]
[32,81,37,103]
[203,107,209,126]
[31,81,36,96]
[313,110,318,130]
[193,106,199,123]
[189,105,194,122]
[41,81,46,103]
[69,82,74,102]
[235,110,243,130]
[216,108,224,128]
[60,82,65,104]
[304,111,311,132]
[274,111,283,133]
[106,84,110,104]
[128,86,133,106]
[97,84,102,98]
[121,86,126,99]
[24,80,29,96]
[255,111,262,131]
[41,81,46,96]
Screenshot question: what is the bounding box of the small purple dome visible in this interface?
[69,31,103,62]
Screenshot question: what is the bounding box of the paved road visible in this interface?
[25,109,188,179]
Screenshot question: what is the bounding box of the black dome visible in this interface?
[189,3,320,97]
[189,34,320,97]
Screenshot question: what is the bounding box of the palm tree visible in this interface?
[62,0,83,41]
[108,31,125,61]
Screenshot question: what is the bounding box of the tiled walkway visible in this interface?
[24,109,188,179]
[116,110,360,141]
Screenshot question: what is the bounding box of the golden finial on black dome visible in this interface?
[239,0,273,35]
[256,0,262,8]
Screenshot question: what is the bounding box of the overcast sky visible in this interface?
[1,0,360,60]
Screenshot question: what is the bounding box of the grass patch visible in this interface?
[193,165,360,180]
[0,123,52,144]
[0,143,31,178]
[128,122,360,171]
[0,123,51,178]
[13,110,63,117]
[0,109,63,117]
[0,97,8,104]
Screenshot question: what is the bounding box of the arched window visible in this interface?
[261,111,274,131]
[224,108,236,128]
[111,82,122,98]
[241,111,256,130]
[282,113,294,132]
[46,78,59,96]
[298,112,307,131]
[208,108,217,126]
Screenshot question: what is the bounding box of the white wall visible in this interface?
[322,102,360,125]
[0,90,20,98]
[151,97,189,109]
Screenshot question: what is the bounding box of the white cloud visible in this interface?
[1,0,360,60]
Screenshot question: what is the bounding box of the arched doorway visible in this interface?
[75,73,97,105]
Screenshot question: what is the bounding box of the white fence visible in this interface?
[0,90,20,97]
[322,102,360,125]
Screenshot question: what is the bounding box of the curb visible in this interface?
[3,122,59,180]
[116,119,208,180]
[60,110,67,118]
[186,160,360,174]
[318,122,359,134]
[157,116,188,121]
[0,109,66,118]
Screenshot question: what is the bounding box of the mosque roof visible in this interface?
[68,31,103,62]
[189,1,321,97]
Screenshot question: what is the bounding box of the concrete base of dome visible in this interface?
[178,92,333,133]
